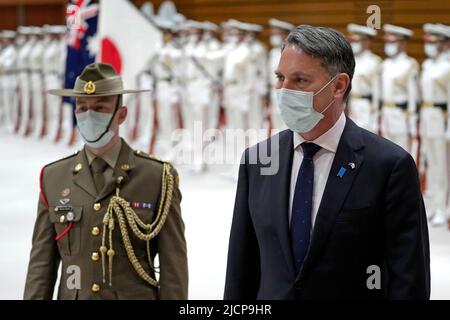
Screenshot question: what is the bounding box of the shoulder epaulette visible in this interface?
[134,149,170,165]
[45,150,80,168]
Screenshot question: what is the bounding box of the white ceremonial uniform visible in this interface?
[29,34,47,138]
[381,52,419,154]
[269,45,287,131]
[133,66,155,153]
[0,37,18,132]
[151,38,182,159]
[185,33,223,171]
[202,34,223,131]
[349,49,381,133]
[420,52,450,225]
[43,30,65,142]
[17,33,36,136]
[0,38,4,127]
[223,39,252,131]
[248,36,269,131]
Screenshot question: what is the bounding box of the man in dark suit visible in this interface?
[224,25,430,300]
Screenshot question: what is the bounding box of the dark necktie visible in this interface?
[91,157,108,193]
[291,142,321,273]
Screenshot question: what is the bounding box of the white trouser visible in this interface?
[423,137,448,218]
[59,101,76,145]
[2,74,18,133]
[349,98,374,132]
[18,71,31,135]
[133,75,154,152]
[381,106,409,151]
[30,71,44,138]
[155,80,179,158]
[0,74,4,127]
[208,88,220,130]
[44,73,62,142]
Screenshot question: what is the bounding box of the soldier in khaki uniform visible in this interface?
[24,63,188,300]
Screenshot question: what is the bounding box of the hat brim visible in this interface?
[47,89,151,97]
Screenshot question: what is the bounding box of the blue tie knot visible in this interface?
[301,143,321,159]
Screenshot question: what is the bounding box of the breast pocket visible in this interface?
[49,207,83,256]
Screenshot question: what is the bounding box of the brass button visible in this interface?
[91,283,100,293]
[93,203,101,211]
[74,163,82,173]
[91,252,100,261]
[91,227,100,236]
[121,164,130,171]
[59,215,65,223]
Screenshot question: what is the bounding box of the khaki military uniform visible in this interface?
[25,62,188,299]
[24,139,187,299]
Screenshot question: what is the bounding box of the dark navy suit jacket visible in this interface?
[224,117,430,300]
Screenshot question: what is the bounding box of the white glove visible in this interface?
[445,129,450,141]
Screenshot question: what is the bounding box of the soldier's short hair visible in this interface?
[282,24,355,101]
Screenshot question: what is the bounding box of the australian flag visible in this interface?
[64,0,99,126]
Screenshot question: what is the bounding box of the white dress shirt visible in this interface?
[289,113,347,228]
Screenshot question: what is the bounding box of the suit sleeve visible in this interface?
[224,151,261,299]
[24,189,60,299]
[384,152,430,299]
[157,168,188,299]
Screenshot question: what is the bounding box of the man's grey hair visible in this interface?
[282,24,355,101]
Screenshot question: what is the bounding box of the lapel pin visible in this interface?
[348,162,356,170]
[337,167,347,178]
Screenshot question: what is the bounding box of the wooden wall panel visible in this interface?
[0,0,65,30]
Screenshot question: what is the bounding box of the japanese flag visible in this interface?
[97,0,162,134]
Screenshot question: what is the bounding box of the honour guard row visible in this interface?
[346,23,450,228]
[1,20,449,228]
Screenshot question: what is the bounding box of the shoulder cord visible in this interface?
[100,162,174,287]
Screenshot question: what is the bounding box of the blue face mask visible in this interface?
[276,75,337,133]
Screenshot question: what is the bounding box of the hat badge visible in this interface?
[84,81,96,94]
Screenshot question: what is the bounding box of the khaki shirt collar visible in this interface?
[85,139,122,169]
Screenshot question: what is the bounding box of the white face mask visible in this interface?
[270,35,284,47]
[276,75,337,133]
[76,110,116,149]
[228,35,239,44]
[424,43,438,58]
[187,34,198,43]
[384,42,399,57]
[351,42,363,55]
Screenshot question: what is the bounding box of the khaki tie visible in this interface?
[91,157,109,193]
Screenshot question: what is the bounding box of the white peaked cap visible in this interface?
[224,19,243,30]
[347,23,377,37]
[268,18,294,31]
[383,24,413,38]
[237,22,262,32]
[202,21,219,32]
[1,30,16,39]
[423,23,450,38]
[183,20,204,30]
[141,1,155,20]
[17,26,32,34]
